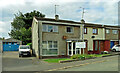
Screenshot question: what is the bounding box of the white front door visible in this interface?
[68,42,83,56]
[68,42,72,56]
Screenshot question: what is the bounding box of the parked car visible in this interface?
[111,45,120,52]
[19,45,32,57]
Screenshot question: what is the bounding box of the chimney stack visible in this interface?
[81,19,85,24]
[55,15,59,20]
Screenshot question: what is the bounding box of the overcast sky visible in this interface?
[0,0,119,38]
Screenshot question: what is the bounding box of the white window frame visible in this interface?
[42,41,58,56]
[112,30,118,34]
[53,26,58,32]
[84,27,87,34]
[42,25,47,32]
[106,29,110,34]
[42,25,58,32]
[93,28,98,34]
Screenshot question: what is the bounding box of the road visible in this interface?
[2,52,120,72]
[59,56,118,71]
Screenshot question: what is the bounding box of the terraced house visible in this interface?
[32,15,120,58]
[105,26,120,49]
[86,25,120,54]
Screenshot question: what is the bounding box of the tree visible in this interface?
[9,10,45,44]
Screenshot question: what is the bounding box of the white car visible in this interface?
[19,45,32,57]
[111,45,120,52]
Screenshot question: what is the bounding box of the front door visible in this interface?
[67,42,83,56]
[93,41,99,54]
[68,42,72,56]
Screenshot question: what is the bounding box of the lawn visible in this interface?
[44,54,111,63]
[90,54,111,57]
[44,58,73,63]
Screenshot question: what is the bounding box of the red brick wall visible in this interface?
[104,41,110,51]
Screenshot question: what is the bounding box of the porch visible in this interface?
[66,39,88,56]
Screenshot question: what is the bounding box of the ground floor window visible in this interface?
[42,41,58,55]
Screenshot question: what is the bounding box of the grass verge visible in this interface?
[44,58,73,63]
[44,54,111,63]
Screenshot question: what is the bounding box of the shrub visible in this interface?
[71,54,82,59]
[71,54,93,60]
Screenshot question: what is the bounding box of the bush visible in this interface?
[27,43,32,49]
[71,54,82,59]
[71,54,93,60]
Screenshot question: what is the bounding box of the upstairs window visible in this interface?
[42,25,47,32]
[112,30,118,34]
[84,28,87,34]
[42,25,58,32]
[48,25,53,32]
[66,27,73,33]
[106,29,110,34]
[93,28,98,35]
[54,26,58,32]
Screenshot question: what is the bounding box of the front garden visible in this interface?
[43,54,111,63]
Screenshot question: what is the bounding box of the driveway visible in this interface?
[2,51,37,71]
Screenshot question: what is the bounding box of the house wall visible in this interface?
[104,40,110,51]
[84,27,105,51]
[32,18,39,57]
[105,29,119,40]
[42,24,80,56]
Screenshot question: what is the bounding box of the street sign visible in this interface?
[76,42,86,48]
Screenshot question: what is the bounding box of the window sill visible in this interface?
[66,32,74,34]
[113,34,118,35]
[93,33,98,35]
[42,32,59,34]
[41,54,58,56]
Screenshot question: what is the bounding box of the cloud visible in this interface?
[0,0,119,38]
[0,21,11,38]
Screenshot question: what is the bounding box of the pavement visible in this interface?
[0,53,2,73]
[2,51,120,72]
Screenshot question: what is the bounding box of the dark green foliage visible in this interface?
[9,10,45,45]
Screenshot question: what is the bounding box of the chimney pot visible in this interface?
[81,19,85,24]
[55,15,59,20]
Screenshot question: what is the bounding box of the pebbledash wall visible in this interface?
[32,16,120,58]
[84,24,105,51]
[32,16,85,58]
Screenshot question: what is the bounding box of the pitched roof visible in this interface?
[34,17,120,28]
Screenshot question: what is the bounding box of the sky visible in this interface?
[0,0,119,38]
